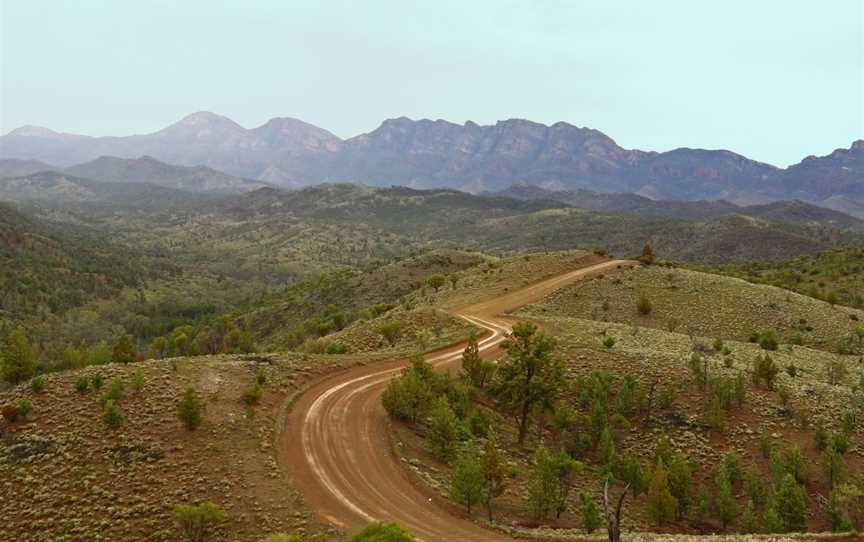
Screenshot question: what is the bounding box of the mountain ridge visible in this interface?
[2,113,861,210]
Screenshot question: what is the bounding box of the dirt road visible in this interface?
[280,259,635,541]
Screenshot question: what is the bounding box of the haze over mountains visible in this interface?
[2,112,862,214]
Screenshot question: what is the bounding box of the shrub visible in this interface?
[100,378,124,405]
[325,342,348,355]
[467,407,493,438]
[255,366,267,386]
[242,383,263,406]
[579,491,602,533]
[349,522,414,542]
[647,459,678,525]
[132,369,145,392]
[602,336,616,349]
[758,330,779,351]
[261,535,303,542]
[177,387,205,431]
[753,354,779,389]
[713,338,724,352]
[382,365,434,423]
[90,373,104,390]
[75,376,90,394]
[0,327,37,384]
[427,396,457,460]
[102,400,123,428]
[16,398,32,418]
[378,322,402,347]
[636,294,653,315]
[30,375,44,393]
[174,502,226,542]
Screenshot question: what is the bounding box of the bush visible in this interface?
[99,378,125,405]
[255,366,267,386]
[636,294,653,315]
[427,396,458,460]
[753,354,779,389]
[378,322,402,347]
[132,369,145,392]
[16,398,32,418]
[90,373,104,390]
[174,502,226,542]
[242,383,263,405]
[102,400,123,428]
[467,407,493,438]
[350,522,414,541]
[325,342,348,355]
[602,336,616,349]
[260,535,303,542]
[177,387,205,431]
[75,376,90,394]
[30,375,44,393]
[758,330,779,351]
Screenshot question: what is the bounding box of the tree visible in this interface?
[379,322,402,347]
[825,490,853,532]
[450,443,484,514]
[579,491,602,533]
[460,332,492,388]
[427,396,457,460]
[492,322,562,446]
[102,399,123,428]
[713,467,738,530]
[646,459,678,526]
[598,426,616,474]
[823,444,847,489]
[381,359,434,423]
[174,502,226,542]
[427,274,446,292]
[1,326,36,383]
[112,334,137,364]
[666,453,693,516]
[177,387,205,431]
[551,450,584,518]
[638,242,656,264]
[448,272,461,289]
[774,474,807,532]
[480,433,506,521]
[526,445,558,519]
[349,522,414,542]
[741,499,757,533]
[151,336,168,359]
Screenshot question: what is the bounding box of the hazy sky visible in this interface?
[1,1,862,166]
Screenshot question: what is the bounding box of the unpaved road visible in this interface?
[281,259,635,541]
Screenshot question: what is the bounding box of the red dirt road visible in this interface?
[280,259,635,541]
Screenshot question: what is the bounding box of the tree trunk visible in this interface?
[603,479,629,542]
[517,400,531,446]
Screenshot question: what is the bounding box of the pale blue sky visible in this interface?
[1,1,861,166]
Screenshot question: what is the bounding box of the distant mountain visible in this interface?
[65,155,269,194]
[493,183,864,229]
[2,113,861,210]
[0,158,60,177]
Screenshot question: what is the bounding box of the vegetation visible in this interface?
[174,502,226,542]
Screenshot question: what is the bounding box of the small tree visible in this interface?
[450,443,484,514]
[647,459,678,526]
[102,400,123,428]
[349,522,414,542]
[448,272,461,289]
[427,396,457,460]
[382,365,434,423]
[579,491,602,533]
[480,433,506,521]
[527,445,558,519]
[177,387,205,431]
[460,332,492,388]
[492,322,562,446]
[112,334,137,364]
[823,444,847,489]
[174,502,226,542]
[379,322,402,347]
[638,242,656,264]
[825,489,853,532]
[30,374,44,393]
[714,466,738,530]
[0,327,36,384]
[774,474,807,532]
[426,274,446,292]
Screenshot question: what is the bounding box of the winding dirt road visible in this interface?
[280,259,634,541]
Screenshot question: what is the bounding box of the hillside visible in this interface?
[696,244,864,309]
[2,113,862,210]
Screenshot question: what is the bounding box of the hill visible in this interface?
[696,244,864,309]
[2,113,862,210]
[66,155,269,194]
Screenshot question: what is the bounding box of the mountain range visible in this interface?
[1,112,862,213]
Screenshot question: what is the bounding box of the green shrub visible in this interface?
[602,336,616,349]
[467,407,493,438]
[636,294,653,315]
[758,330,779,351]
[16,398,32,418]
[349,521,414,542]
[29,375,44,394]
[242,383,263,405]
[99,378,125,405]
[260,534,303,542]
[177,387,205,431]
[90,373,104,390]
[132,369,145,392]
[174,502,226,542]
[102,400,123,428]
[255,366,267,386]
[325,342,348,355]
[75,376,90,394]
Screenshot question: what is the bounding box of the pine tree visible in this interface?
[427,396,458,460]
[0,327,36,384]
[774,475,807,532]
[713,467,738,530]
[825,490,852,532]
[579,491,602,533]
[177,387,205,430]
[666,453,693,517]
[823,444,847,489]
[741,499,757,533]
[526,445,558,519]
[598,426,616,473]
[647,459,678,525]
[112,334,137,364]
[450,443,484,514]
[480,433,506,521]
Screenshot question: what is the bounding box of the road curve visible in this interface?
[280,259,635,541]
